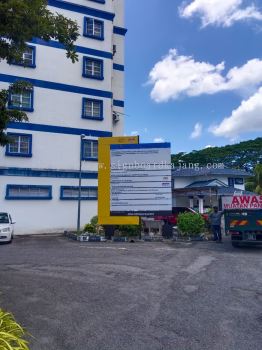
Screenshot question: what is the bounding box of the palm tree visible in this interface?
[245,164,262,194]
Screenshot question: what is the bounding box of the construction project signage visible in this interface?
[98,136,139,225]
[222,195,262,210]
[110,143,172,216]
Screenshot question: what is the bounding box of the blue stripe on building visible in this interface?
[113,99,125,107]
[113,26,128,36]
[113,63,125,71]
[7,122,112,137]
[31,38,124,71]
[0,167,98,179]
[0,73,113,99]
[31,38,113,59]
[48,0,115,21]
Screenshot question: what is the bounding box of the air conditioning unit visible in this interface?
[113,112,120,123]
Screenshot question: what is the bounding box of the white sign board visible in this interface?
[222,195,262,210]
[110,143,172,216]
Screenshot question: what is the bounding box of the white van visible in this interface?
[0,212,15,243]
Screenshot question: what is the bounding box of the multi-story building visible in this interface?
[0,0,126,234]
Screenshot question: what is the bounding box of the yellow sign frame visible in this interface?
[98,136,140,225]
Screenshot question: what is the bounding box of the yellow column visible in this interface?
[98,136,140,225]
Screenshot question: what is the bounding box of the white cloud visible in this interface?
[190,123,203,139]
[179,0,262,27]
[204,145,214,148]
[130,131,138,136]
[210,87,262,137]
[226,59,262,92]
[148,49,262,102]
[153,137,165,143]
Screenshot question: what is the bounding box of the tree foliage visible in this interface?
[171,138,262,171]
[90,216,98,227]
[0,0,79,63]
[0,80,32,145]
[118,225,141,237]
[0,0,79,146]
[83,223,96,234]
[177,212,205,237]
[245,164,262,194]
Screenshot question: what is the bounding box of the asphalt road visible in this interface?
[0,236,261,350]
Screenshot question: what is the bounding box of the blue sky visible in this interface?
[124,0,262,153]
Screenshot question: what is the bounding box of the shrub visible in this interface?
[118,225,141,237]
[90,216,98,227]
[83,223,96,234]
[177,212,205,237]
[0,309,29,350]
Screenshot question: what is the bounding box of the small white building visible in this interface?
[0,0,126,234]
[172,167,252,213]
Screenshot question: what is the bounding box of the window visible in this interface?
[82,98,103,120]
[235,178,244,185]
[12,46,36,68]
[5,133,32,157]
[82,140,98,161]
[8,89,34,112]
[83,57,103,80]
[6,185,52,200]
[84,17,104,40]
[228,178,244,186]
[228,178,234,187]
[0,213,9,224]
[60,186,98,200]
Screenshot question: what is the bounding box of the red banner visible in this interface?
[222,195,262,210]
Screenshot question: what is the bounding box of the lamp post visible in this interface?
[77,134,86,233]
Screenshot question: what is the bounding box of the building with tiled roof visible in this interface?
[172,166,254,212]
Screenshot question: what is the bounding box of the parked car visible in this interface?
[0,212,15,243]
[155,207,208,225]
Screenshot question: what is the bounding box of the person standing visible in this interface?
[162,220,173,239]
[209,206,224,242]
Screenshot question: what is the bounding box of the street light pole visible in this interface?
[77,134,85,233]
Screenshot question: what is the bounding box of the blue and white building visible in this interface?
[0,0,127,234]
[172,167,251,212]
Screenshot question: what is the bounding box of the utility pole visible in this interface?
[77,134,86,233]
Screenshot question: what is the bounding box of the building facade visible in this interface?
[0,0,126,234]
[142,167,252,237]
[172,167,251,212]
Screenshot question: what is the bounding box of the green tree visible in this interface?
[0,0,79,145]
[0,80,32,145]
[245,179,256,192]
[254,164,262,194]
[245,164,262,194]
[171,138,262,170]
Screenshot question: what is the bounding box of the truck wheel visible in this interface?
[232,242,239,248]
